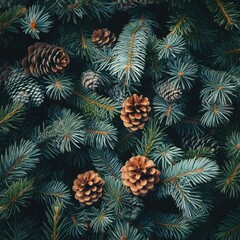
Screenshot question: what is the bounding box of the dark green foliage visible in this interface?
[0,0,240,239]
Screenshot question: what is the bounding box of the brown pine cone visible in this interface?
[120,94,151,131]
[91,28,116,48]
[22,42,70,76]
[72,170,104,206]
[121,155,160,196]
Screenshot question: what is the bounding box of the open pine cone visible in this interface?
[120,94,151,131]
[72,170,105,206]
[121,155,160,196]
[91,28,116,48]
[22,42,70,76]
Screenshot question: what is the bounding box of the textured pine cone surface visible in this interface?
[0,64,12,86]
[22,42,70,76]
[181,134,219,153]
[81,70,100,91]
[6,71,44,107]
[154,81,182,102]
[120,94,151,131]
[91,28,116,48]
[72,170,105,206]
[121,155,160,196]
[108,84,129,104]
[122,196,145,221]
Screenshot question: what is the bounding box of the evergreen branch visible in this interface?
[0,178,33,219]
[89,203,115,233]
[157,34,186,59]
[216,159,240,197]
[108,221,144,240]
[48,107,85,152]
[0,102,26,134]
[212,35,240,69]
[153,212,191,240]
[215,205,240,240]
[85,121,118,149]
[44,74,74,100]
[161,157,219,185]
[151,144,184,169]
[34,181,72,206]
[70,86,119,121]
[200,101,233,127]
[0,140,40,184]
[153,96,185,126]
[89,148,122,179]
[200,68,237,105]
[135,119,166,157]
[206,0,240,29]
[109,18,149,82]
[42,201,68,240]
[66,208,88,238]
[103,176,132,213]
[0,5,27,34]
[226,131,240,159]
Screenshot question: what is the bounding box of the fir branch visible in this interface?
[135,119,166,157]
[109,18,150,83]
[200,101,233,127]
[206,0,240,29]
[41,201,68,240]
[89,148,122,179]
[157,34,186,59]
[161,157,219,185]
[0,140,40,184]
[226,131,240,159]
[34,181,71,206]
[216,159,240,198]
[215,205,240,240]
[44,74,74,100]
[85,121,118,149]
[103,176,132,213]
[108,221,144,240]
[153,212,191,240]
[0,102,26,134]
[70,86,119,121]
[89,203,115,233]
[0,5,26,34]
[153,96,185,126]
[0,178,33,219]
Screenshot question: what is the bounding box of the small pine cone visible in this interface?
[92,28,116,48]
[122,196,144,221]
[120,94,151,132]
[6,71,44,107]
[81,70,100,91]
[72,170,105,206]
[108,84,129,105]
[116,0,154,8]
[154,81,182,103]
[22,42,70,76]
[121,155,160,196]
[181,134,219,153]
[0,64,12,86]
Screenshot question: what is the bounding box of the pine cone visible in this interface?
[6,71,44,107]
[154,81,182,103]
[72,170,105,206]
[0,64,12,86]
[92,28,116,48]
[120,94,151,131]
[115,0,154,8]
[81,70,100,91]
[108,84,129,105]
[122,196,144,221]
[121,155,160,196]
[181,134,219,153]
[22,42,70,76]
